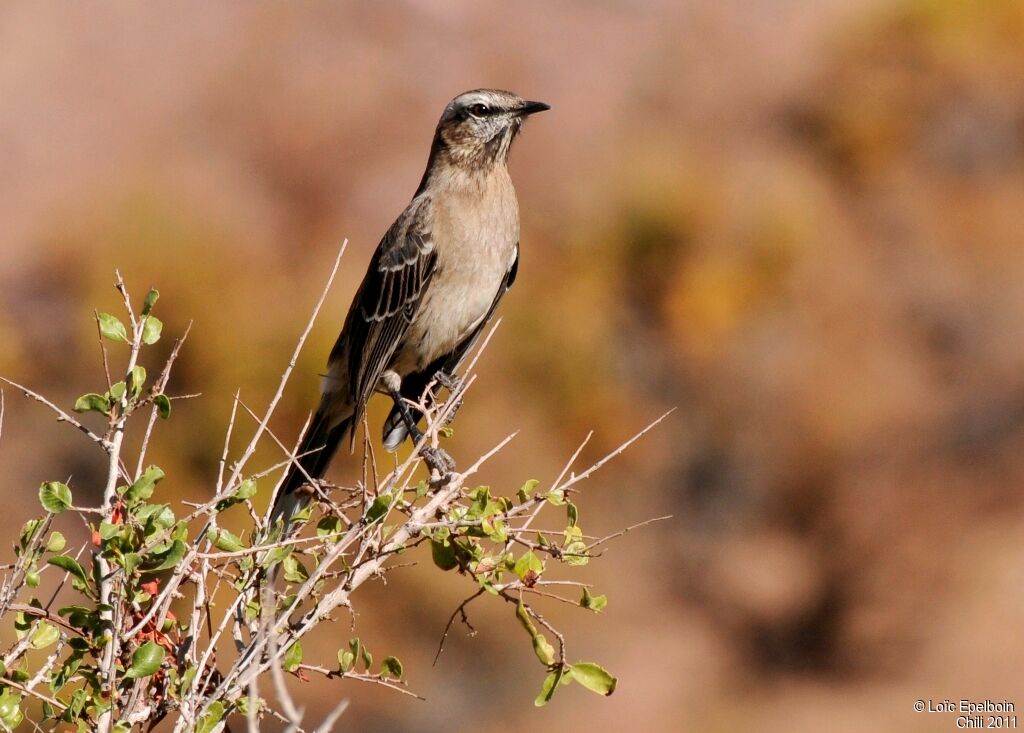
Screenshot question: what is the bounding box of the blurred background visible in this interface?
[1,0,1023,730]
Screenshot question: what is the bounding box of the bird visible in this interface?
[270,88,550,531]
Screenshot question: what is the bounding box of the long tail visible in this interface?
[269,407,352,533]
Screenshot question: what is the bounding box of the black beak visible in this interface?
[516,100,551,116]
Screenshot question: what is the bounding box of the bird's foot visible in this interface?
[434,371,463,394]
[419,445,455,476]
[433,371,464,424]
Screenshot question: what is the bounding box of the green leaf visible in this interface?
[365,493,393,525]
[515,600,556,665]
[338,650,355,673]
[52,649,83,691]
[291,503,313,524]
[515,599,538,635]
[13,612,30,639]
[569,662,617,696]
[316,516,342,538]
[124,641,164,679]
[39,482,73,513]
[260,545,291,569]
[171,520,188,542]
[235,479,257,500]
[142,288,160,316]
[195,701,225,733]
[580,587,608,613]
[73,393,110,415]
[48,556,88,585]
[25,570,39,588]
[59,606,96,631]
[562,540,589,566]
[18,519,42,551]
[216,478,258,513]
[122,552,142,575]
[282,555,308,584]
[142,539,186,573]
[97,312,128,343]
[210,528,244,553]
[141,315,163,345]
[513,551,543,581]
[244,599,260,624]
[566,501,578,527]
[154,394,172,419]
[236,694,262,717]
[109,381,127,402]
[430,539,458,571]
[138,504,175,535]
[124,465,165,503]
[29,622,59,650]
[64,688,87,722]
[481,515,507,542]
[518,479,539,503]
[98,521,121,541]
[127,365,147,398]
[0,689,23,730]
[532,632,556,665]
[534,666,566,707]
[45,532,66,553]
[282,641,302,673]
[380,656,403,679]
[346,637,372,671]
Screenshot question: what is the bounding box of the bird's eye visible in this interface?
[468,103,490,118]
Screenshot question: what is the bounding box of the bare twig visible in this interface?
[0,377,108,449]
[226,239,348,498]
[311,699,350,733]
[555,409,675,494]
[134,321,192,478]
[433,589,484,665]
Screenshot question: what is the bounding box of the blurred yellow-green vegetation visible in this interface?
[1,1,1023,730]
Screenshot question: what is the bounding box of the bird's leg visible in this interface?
[382,370,454,475]
[381,370,425,442]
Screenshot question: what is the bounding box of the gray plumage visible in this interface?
[271,89,549,529]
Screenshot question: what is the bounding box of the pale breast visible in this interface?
[393,170,519,374]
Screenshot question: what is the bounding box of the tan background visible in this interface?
[1,1,1022,730]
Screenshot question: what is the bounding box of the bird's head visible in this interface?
[433,89,550,169]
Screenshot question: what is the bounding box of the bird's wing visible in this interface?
[330,195,437,427]
[380,244,517,450]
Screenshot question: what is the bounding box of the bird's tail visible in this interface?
[269,406,352,534]
[382,403,422,452]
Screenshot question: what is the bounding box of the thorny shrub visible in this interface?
[0,247,667,731]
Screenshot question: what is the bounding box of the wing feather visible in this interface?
[330,195,437,433]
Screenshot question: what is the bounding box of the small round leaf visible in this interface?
[124,641,165,679]
[39,482,72,514]
[97,312,128,343]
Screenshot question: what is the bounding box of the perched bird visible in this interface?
[271,88,549,528]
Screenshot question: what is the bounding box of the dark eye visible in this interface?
[468,103,490,117]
